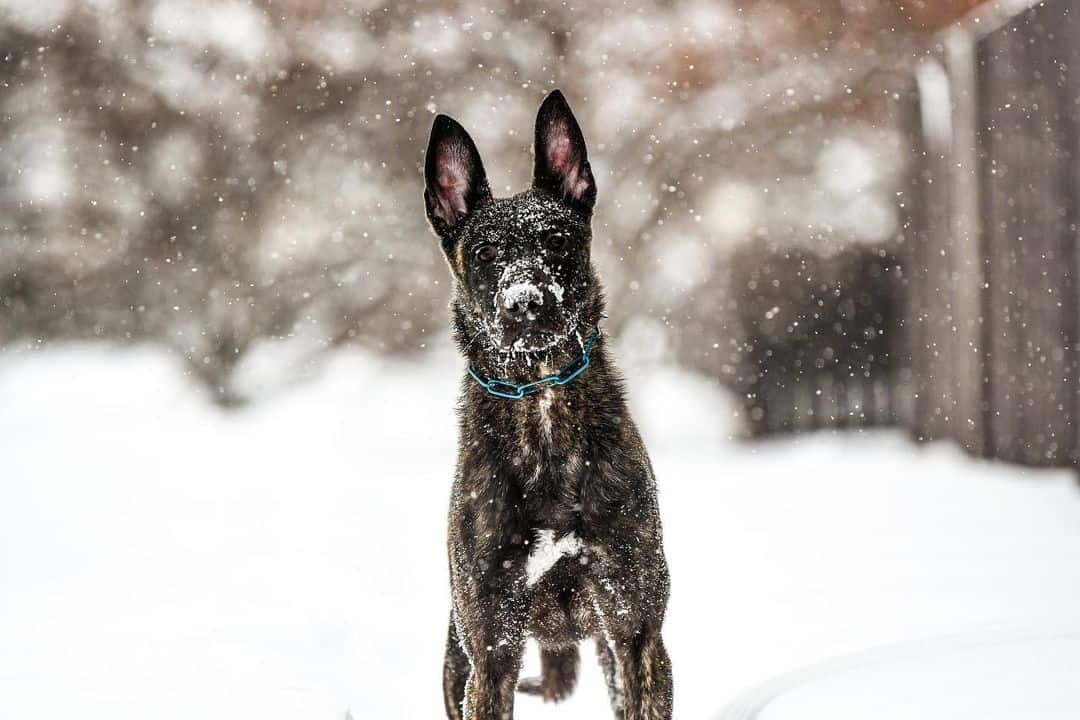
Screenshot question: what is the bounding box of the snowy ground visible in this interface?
[2,340,1080,719]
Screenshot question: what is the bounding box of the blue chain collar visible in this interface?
[467,328,603,400]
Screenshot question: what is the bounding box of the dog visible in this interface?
[424,90,672,720]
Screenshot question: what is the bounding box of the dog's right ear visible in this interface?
[424,115,491,243]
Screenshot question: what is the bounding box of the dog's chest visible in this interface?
[511,387,573,464]
[463,383,626,565]
[516,453,585,532]
[513,385,568,450]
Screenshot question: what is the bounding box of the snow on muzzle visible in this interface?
[499,281,544,320]
[493,260,566,349]
[495,258,556,323]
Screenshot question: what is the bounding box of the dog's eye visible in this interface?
[475,245,497,263]
[545,233,568,253]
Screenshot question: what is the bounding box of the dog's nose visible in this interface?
[501,283,543,321]
[506,297,542,318]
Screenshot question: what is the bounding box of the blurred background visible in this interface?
[2,0,1077,463]
[3,0,1078,466]
[3,1,1080,719]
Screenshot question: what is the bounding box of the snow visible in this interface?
[548,281,565,304]
[741,629,1080,720]
[501,282,544,310]
[2,342,1080,719]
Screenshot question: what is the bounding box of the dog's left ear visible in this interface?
[533,90,596,212]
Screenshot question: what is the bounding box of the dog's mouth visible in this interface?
[497,325,563,353]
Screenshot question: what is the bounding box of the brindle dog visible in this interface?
[424,90,672,720]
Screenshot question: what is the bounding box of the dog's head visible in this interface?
[424,91,598,354]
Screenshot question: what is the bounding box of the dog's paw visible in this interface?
[517,673,574,703]
[517,675,545,696]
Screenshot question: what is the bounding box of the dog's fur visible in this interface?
[425,90,672,720]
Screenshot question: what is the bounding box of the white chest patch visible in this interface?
[525,529,583,587]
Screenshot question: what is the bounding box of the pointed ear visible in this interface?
[532,90,596,212]
[424,114,492,238]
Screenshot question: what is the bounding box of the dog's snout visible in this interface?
[501,282,543,321]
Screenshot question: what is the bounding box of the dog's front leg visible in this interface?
[607,624,672,720]
[591,599,672,719]
[448,466,534,719]
[453,588,528,720]
[449,514,530,720]
[587,553,673,720]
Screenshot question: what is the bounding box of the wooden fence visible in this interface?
[738,0,1080,465]
[902,0,1080,466]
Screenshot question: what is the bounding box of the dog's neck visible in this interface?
[450,293,630,475]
